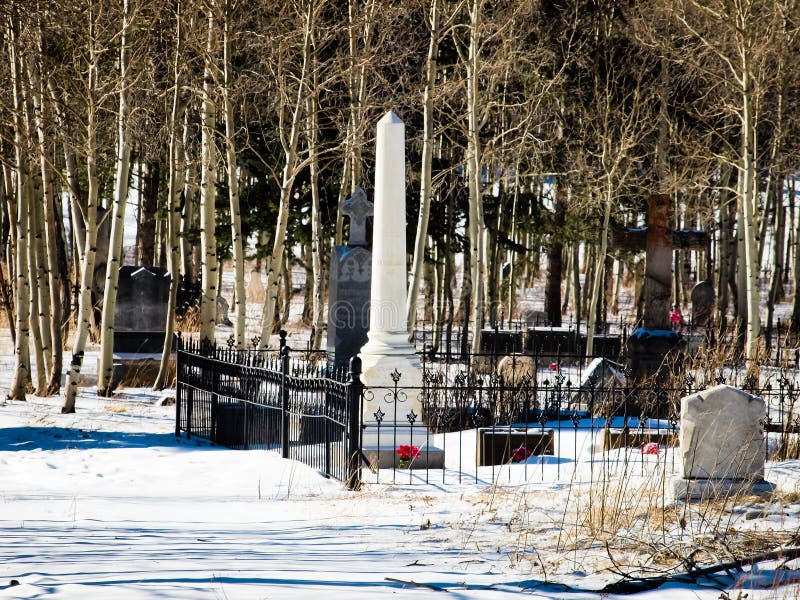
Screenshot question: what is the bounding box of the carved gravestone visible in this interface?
[326,188,374,369]
[114,265,171,353]
[673,385,774,499]
[690,280,715,328]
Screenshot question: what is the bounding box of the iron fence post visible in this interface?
[175,348,183,437]
[281,345,290,459]
[186,381,193,439]
[347,356,363,490]
[211,353,219,444]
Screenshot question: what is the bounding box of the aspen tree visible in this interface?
[154,0,187,389]
[257,1,314,348]
[63,0,102,413]
[199,0,219,344]
[97,0,134,395]
[7,8,32,401]
[222,0,245,349]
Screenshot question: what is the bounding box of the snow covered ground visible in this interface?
[4,380,800,598]
[2,260,800,597]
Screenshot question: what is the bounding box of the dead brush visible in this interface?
[177,304,201,332]
[566,459,670,548]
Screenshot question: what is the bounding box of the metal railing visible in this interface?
[176,332,800,489]
[176,332,363,489]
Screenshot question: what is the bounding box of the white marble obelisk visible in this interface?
[359,112,442,468]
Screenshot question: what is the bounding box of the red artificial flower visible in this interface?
[512,446,532,462]
[641,442,660,455]
[396,445,421,460]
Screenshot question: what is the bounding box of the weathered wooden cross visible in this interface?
[612,194,708,330]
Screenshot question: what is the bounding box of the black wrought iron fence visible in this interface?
[176,333,363,488]
[360,347,800,485]
[176,332,800,488]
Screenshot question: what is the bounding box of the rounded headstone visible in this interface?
[690,280,715,327]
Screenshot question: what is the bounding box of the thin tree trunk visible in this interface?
[222,1,246,349]
[741,64,760,365]
[305,45,326,351]
[467,0,486,356]
[767,180,786,333]
[545,178,565,326]
[31,169,52,394]
[98,0,134,395]
[180,110,195,279]
[154,0,187,390]
[7,14,31,400]
[258,4,313,348]
[407,0,440,337]
[199,1,219,344]
[28,47,62,395]
[63,2,102,412]
[586,187,612,357]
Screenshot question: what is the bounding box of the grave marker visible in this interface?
[326,188,373,369]
[612,195,709,330]
[114,265,171,352]
[690,280,715,328]
[613,196,709,411]
[358,111,443,469]
[673,384,774,499]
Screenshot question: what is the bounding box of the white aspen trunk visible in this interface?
[98,0,134,394]
[222,2,245,349]
[258,6,312,348]
[29,48,63,395]
[28,177,48,394]
[736,190,748,326]
[7,16,31,401]
[180,110,194,279]
[63,3,100,413]
[155,0,186,390]
[305,53,325,351]
[585,182,613,358]
[46,79,86,263]
[467,0,486,356]
[199,1,219,344]
[741,65,761,366]
[406,0,440,337]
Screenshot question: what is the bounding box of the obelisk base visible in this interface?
[359,331,444,469]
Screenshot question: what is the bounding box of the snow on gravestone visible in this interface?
[673,384,774,499]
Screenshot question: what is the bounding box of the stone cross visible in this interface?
[612,194,708,330]
[341,187,373,247]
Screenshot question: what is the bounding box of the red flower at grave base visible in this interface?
[396,445,421,460]
[512,446,532,463]
[641,442,660,455]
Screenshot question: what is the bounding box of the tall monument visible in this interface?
[359,111,443,469]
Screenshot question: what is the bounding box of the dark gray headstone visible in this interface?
[690,280,715,327]
[326,246,371,369]
[115,266,170,332]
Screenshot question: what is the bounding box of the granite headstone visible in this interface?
[326,188,374,369]
[114,265,171,353]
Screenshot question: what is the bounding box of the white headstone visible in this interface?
[674,384,773,499]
